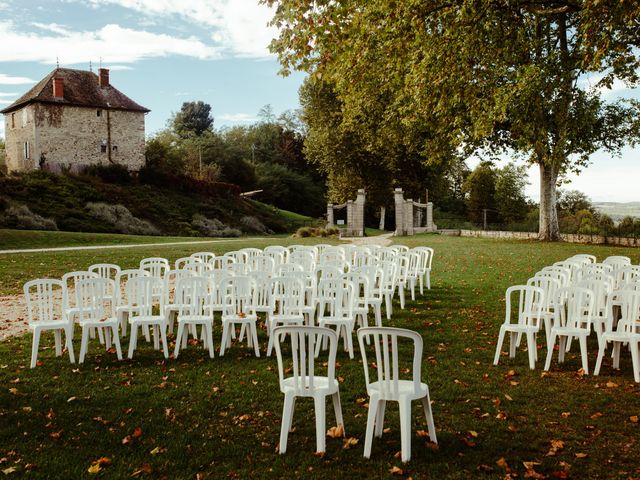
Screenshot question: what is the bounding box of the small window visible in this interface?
[11,113,15,128]
[101,145,107,153]
[22,109,28,127]
[112,145,118,153]
[97,109,101,117]
[23,141,30,160]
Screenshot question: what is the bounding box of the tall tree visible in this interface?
[495,163,530,224]
[264,0,640,240]
[463,161,498,225]
[173,101,214,137]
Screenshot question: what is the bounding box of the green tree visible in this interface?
[173,101,214,137]
[462,161,497,226]
[557,190,594,215]
[495,163,530,224]
[264,0,640,240]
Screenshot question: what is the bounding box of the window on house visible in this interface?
[11,113,15,128]
[101,145,107,153]
[97,110,101,117]
[112,145,118,153]
[22,109,28,127]
[23,141,30,160]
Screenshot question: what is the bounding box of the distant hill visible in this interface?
[593,202,640,222]
[0,169,304,236]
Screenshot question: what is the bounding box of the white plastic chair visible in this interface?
[175,256,204,274]
[594,289,640,382]
[357,327,437,462]
[354,266,384,327]
[264,245,288,266]
[273,326,344,454]
[544,286,594,374]
[378,261,398,320]
[62,270,99,325]
[24,279,75,368]
[139,257,169,301]
[493,285,544,370]
[163,268,197,333]
[526,275,562,345]
[127,276,169,359]
[114,269,150,336]
[174,276,214,359]
[248,255,276,275]
[577,275,613,341]
[75,277,122,364]
[219,276,260,357]
[603,255,631,271]
[266,277,306,356]
[190,251,216,269]
[316,277,356,358]
[570,254,596,264]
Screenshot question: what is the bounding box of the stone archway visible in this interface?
[393,188,436,236]
[326,189,366,237]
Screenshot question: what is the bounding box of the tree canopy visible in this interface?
[173,101,214,137]
[264,0,640,240]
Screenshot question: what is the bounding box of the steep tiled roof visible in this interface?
[0,67,150,114]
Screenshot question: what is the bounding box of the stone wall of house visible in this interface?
[3,103,145,172]
[458,229,640,247]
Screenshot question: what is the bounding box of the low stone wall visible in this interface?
[457,229,640,247]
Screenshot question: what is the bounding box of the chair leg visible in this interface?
[104,327,112,351]
[174,322,185,359]
[30,329,41,368]
[251,323,260,357]
[398,398,412,462]
[385,294,392,320]
[279,393,295,454]
[630,341,640,383]
[219,322,229,356]
[613,342,621,369]
[160,326,169,359]
[79,326,90,364]
[544,331,557,371]
[153,325,160,350]
[363,394,379,458]
[205,323,215,358]
[112,325,123,360]
[54,330,62,356]
[313,396,327,453]
[594,339,606,376]
[509,332,517,358]
[65,326,76,364]
[421,391,438,444]
[558,336,566,363]
[493,328,505,365]
[143,325,151,342]
[375,400,386,438]
[374,304,382,327]
[526,332,536,370]
[332,391,344,432]
[579,335,589,374]
[128,324,138,359]
[399,287,405,309]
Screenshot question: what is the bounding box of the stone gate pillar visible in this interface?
[346,200,354,233]
[353,188,366,237]
[394,188,405,236]
[426,202,435,231]
[405,199,415,236]
[326,203,334,228]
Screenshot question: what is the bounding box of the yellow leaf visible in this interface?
[93,457,111,466]
[496,457,509,469]
[326,425,344,438]
[389,466,404,475]
[629,415,638,423]
[150,446,165,455]
[2,467,18,475]
[416,430,429,438]
[575,453,588,459]
[469,430,479,438]
[342,437,359,449]
[606,381,618,388]
[87,464,102,474]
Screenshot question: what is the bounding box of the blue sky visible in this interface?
[0,0,638,203]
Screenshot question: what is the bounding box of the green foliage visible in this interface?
[173,100,214,137]
[265,0,640,240]
[462,161,497,225]
[85,202,160,236]
[294,226,339,238]
[557,189,594,215]
[0,203,58,231]
[494,163,529,224]
[83,164,133,185]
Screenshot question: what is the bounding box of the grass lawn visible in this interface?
[1,235,639,479]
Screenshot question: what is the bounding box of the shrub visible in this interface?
[239,215,271,234]
[0,204,58,231]
[294,226,339,238]
[83,164,132,185]
[86,202,159,235]
[191,214,241,237]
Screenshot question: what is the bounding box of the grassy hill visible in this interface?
[593,202,640,222]
[0,169,305,236]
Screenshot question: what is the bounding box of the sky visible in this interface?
[0,0,638,203]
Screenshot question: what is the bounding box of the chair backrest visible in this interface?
[250,271,274,309]
[317,277,355,320]
[75,277,113,321]
[615,265,640,289]
[527,276,560,311]
[126,276,164,317]
[270,276,306,316]
[115,269,149,307]
[175,256,204,273]
[220,275,256,317]
[576,263,613,283]
[248,255,276,275]
[353,266,383,299]
[538,266,571,287]
[239,247,263,259]
[316,265,343,281]
[577,276,612,315]
[88,263,121,281]
[175,276,210,317]
[554,286,594,330]
[226,250,249,264]
[504,285,544,328]
[273,326,337,394]
[552,261,583,284]
[212,255,236,270]
[263,246,288,266]
[342,271,370,305]
[276,263,304,276]
[603,255,631,270]
[62,271,99,310]
[379,260,398,290]
[289,250,316,273]
[24,279,66,324]
[140,257,170,279]
[605,289,640,334]
[163,268,196,305]
[357,327,424,399]
[190,252,216,267]
[570,254,596,264]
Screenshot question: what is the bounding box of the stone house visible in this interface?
[1,67,149,172]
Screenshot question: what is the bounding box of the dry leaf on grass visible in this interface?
[389,466,403,475]
[326,425,344,438]
[342,437,359,449]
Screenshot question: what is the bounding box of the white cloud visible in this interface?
[218,113,259,123]
[0,99,11,104]
[0,21,221,65]
[0,73,35,85]
[82,0,277,57]
[32,22,74,35]
[0,92,18,96]
[108,65,134,71]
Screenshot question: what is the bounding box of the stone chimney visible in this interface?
[98,68,110,88]
[53,77,64,98]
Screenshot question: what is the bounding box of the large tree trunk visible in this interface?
[538,162,561,241]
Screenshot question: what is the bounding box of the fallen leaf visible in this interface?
[150,447,166,456]
[342,437,359,449]
[132,427,142,438]
[326,425,344,438]
[574,453,588,459]
[416,430,430,438]
[389,466,403,475]
[2,467,17,475]
[93,457,111,466]
[590,412,603,419]
[469,430,479,438]
[87,464,101,474]
[546,439,565,457]
[629,415,638,423]
[606,381,619,388]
